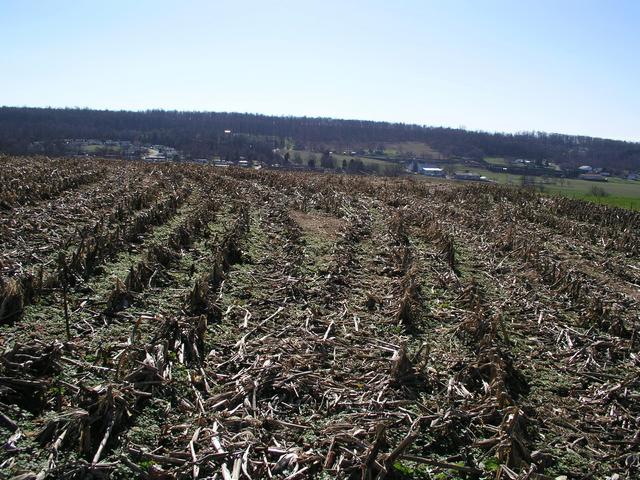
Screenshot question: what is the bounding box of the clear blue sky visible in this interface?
[1,0,638,141]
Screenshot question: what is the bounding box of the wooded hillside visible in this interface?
[1,107,639,170]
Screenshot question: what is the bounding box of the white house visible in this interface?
[421,167,445,177]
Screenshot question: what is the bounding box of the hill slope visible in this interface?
[1,106,639,170]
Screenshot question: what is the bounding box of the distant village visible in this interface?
[28,139,179,161]
[407,158,639,183]
[28,138,288,170]
[27,138,640,183]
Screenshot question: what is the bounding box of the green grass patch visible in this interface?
[383,141,443,159]
[82,144,122,153]
[449,163,640,210]
[542,177,640,210]
[286,149,400,173]
[553,192,640,210]
[484,156,508,166]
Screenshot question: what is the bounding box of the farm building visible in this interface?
[144,154,167,162]
[421,167,445,177]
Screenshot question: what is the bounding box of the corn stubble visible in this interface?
[0,156,639,479]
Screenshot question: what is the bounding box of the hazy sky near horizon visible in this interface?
[1,0,638,141]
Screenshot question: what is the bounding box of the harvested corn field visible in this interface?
[1,156,639,479]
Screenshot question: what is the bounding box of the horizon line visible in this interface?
[2,104,638,145]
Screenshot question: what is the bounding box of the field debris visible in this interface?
[0,156,639,479]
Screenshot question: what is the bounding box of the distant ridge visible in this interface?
[1,106,639,170]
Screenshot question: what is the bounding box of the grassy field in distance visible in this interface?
[484,156,509,166]
[542,177,640,210]
[456,163,640,210]
[83,144,123,153]
[285,149,399,170]
[296,141,443,161]
[382,141,443,159]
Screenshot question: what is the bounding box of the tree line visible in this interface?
[0,107,638,171]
